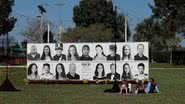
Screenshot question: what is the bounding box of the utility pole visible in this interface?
[114,5,117,81]
[37,0,47,43]
[47,23,50,43]
[55,0,64,43]
[125,16,127,42]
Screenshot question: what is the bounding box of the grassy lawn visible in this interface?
[150,63,185,68]
[0,64,185,104]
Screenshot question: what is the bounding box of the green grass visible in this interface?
[0,64,185,104]
[150,63,185,68]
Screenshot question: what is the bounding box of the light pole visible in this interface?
[0,18,20,91]
[37,5,47,43]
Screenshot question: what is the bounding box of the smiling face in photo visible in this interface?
[82,47,90,56]
[30,45,37,54]
[69,63,76,74]
[31,64,37,73]
[56,49,62,56]
[44,46,50,55]
[96,46,103,56]
[56,64,63,73]
[43,65,50,74]
[124,45,131,56]
[69,47,76,55]
[137,44,144,55]
[138,65,144,74]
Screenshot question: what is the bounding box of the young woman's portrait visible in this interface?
[55,63,66,80]
[41,45,53,61]
[93,63,106,80]
[94,45,107,61]
[27,63,40,80]
[122,45,132,60]
[67,45,79,61]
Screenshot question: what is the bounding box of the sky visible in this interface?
[6,0,185,46]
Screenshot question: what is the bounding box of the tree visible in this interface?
[149,0,185,36]
[133,17,177,50]
[62,23,112,42]
[73,0,114,28]
[21,18,54,43]
[70,0,131,42]
[0,0,17,35]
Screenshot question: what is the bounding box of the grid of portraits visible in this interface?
[27,42,149,81]
[27,61,149,80]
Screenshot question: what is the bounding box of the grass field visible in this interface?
[0,63,185,104]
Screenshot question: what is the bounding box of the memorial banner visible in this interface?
[27,42,149,82]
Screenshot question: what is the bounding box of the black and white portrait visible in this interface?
[53,47,66,61]
[107,45,120,60]
[67,45,79,61]
[121,63,132,80]
[55,63,66,80]
[106,63,120,80]
[94,45,107,61]
[27,45,40,60]
[41,45,53,61]
[93,63,106,80]
[27,63,40,80]
[40,63,54,80]
[134,44,148,60]
[79,45,93,61]
[67,63,80,79]
[122,45,132,60]
[134,63,148,80]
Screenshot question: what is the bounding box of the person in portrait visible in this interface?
[67,63,80,79]
[106,63,120,80]
[27,45,40,60]
[93,63,106,80]
[94,45,107,61]
[122,45,132,60]
[53,47,66,61]
[67,45,79,61]
[107,45,120,60]
[134,44,148,60]
[55,63,66,80]
[27,63,40,80]
[134,63,148,80]
[40,63,54,80]
[121,63,132,80]
[79,45,93,61]
[41,45,53,61]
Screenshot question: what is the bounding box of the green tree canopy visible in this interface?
[73,0,114,28]
[62,23,112,42]
[0,0,17,35]
[133,17,177,50]
[69,0,131,42]
[149,0,185,36]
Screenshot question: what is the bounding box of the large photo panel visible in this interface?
[27,42,149,82]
